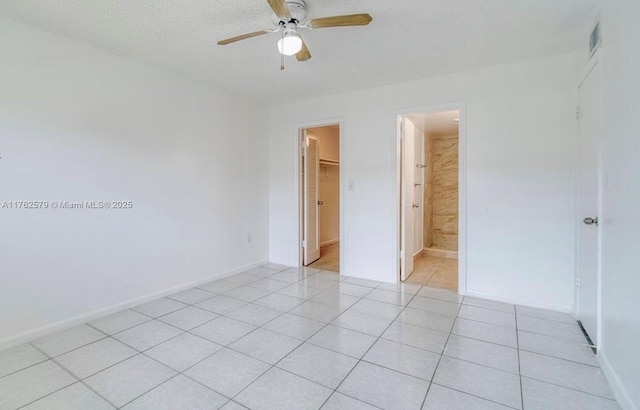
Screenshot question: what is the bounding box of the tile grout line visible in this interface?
[515,305,525,410]
[419,294,465,409]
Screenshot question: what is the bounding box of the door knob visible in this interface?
[583,217,598,226]
[412,203,419,208]
[317,200,324,206]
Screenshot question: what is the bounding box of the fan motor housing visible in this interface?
[271,0,307,25]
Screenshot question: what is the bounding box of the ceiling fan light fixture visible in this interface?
[277,32,303,56]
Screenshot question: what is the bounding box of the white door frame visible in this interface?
[575,49,602,347]
[296,118,344,273]
[395,102,468,293]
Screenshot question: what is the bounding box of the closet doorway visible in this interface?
[300,124,341,273]
[398,108,464,291]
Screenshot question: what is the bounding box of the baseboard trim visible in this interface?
[598,350,638,410]
[320,238,339,247]
[464,289,574,313]
[0,259,269,350]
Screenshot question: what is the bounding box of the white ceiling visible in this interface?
[0,0,598,103]
[408,110,460,136]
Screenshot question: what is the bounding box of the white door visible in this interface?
[577,62,600,345]
[400,118,415,280]
[303,132,320,265]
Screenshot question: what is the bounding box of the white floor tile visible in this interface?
[122,375,227,410]
[230,328,301,364]
[190,317,256,346]
[310,291,360,310]
[276,284,325,299]
[457,305,516,328]
[364,288,413,306]
[22,382,114,410]
[33,325,106,357]
[263,313,325,340]
[0,344,47,378]
[463,297,515,313]
[246,278,290,292]
[518,330,598,366]
[112,320,182,351]
[331,310,393,337]
[132,298,187,318]
[297,276,338,290]
[197,279,243,294]
[521,377,621,410]
[195,295,247,315]
[382,321,449,354]
[516,306,576,324]
[423,384,512,410]
[56,338,137,379]
[225,304,282,326]
[145,333,221,372]
[443,335,519,374]
[451,318,517,348]
[277,343,358,388]
[396,308,455,333]
[516,315,585,342]
[407,297,460,317]
[364,338,440,381]
[308,325,377,359]
[0,361,76,410]
[262,263,291,271]
[351,299,404,320]
[167,288,215,305]
[433,356,522,409]
[377,282,422,295]
[341,277,381,288]
[338,361,429,410]
[235,367,332,410]
[157,306,218,331]
[220,401,249,409]
[84,355,176,407]
[225,286,272,303]
[253,293,304,312]
[89,310,150,335]
[417,287,464,303]
[331,283,374,297]
[519,351,614,399]
[184,348,270,397]
[289,301,343,323]
[224,273,262,286]
[322,392,378,409]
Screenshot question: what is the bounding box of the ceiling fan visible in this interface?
[217,0,372,67]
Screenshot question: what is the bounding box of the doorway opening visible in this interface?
[398,109,461,290]
[300,124,341,273]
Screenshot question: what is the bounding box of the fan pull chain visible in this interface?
[280,27,285,70]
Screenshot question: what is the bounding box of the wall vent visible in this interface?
[589,22,601,56]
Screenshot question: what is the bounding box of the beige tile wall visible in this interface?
[424,134,458,251]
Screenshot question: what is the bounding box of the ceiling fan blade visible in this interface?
[310,13,372,29]
[296,38,311,61]
[267,0,292,19]
[217,30,269,45]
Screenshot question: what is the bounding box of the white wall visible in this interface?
[269,53,577,310]
[598,1,640,408]
[0,17,269,347]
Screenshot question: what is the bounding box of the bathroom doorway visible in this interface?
[398,109,462,290]
[300,124,341,273]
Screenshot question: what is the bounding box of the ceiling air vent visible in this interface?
[589,22,601,56]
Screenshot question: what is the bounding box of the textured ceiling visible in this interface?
[0,0,598,103]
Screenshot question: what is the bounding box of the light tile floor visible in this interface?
[406,255,458,291]
[309,243,340,273]
[0,264,621,410]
